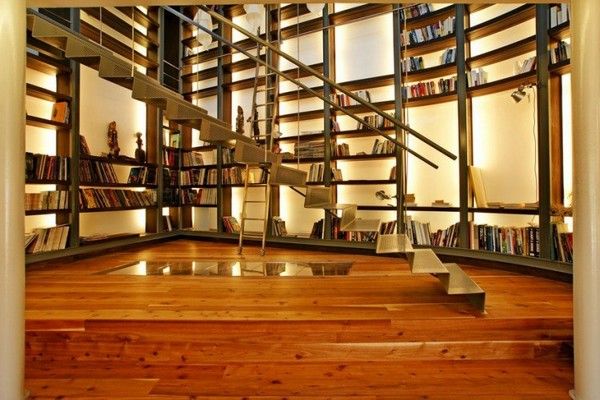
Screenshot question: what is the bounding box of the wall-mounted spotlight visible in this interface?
[511,83,536,103]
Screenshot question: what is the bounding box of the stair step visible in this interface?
[376,234,413,254]
[439,263,486,313]
[407,249,448,274]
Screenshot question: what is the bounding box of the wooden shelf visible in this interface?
[335,128,397,140]
[406,205,460,212]
[26,84,72,103]
[402,34,457,58]
[25,209,70,216]
[405,91,457,108]
[357,205,395,211]
[226,62,324,93]
[335,153,396,162]
[191,145,217,151]
[277,132,326,144]
[26,115,70,130]
[26,51,71,75]
[181,164,218,170]
[26,179,69,185]
[181,27,221,49]
[79,181,157,188]
[193,204,217,208]
[549,21,570,41]
[330,4,393,26]
[468,35,536,69]
[282,157,324,164]
[80,205,156,213]
[470,207,539,215]
[80,154,157,168]
[79,232,140,246]
[468,71,537,98]
[466,4,535,41]
[549,59,571,75]
[403,5,455,31]
[404,63,457,84]
[183,87,219,100]
[181,184,218,189]
[334,179,396,186]
[115,6,159,30]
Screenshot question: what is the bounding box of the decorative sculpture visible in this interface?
[248,108,260,142]
[134,132,146,163]
[107,121,120,158]
[235,106,245,135]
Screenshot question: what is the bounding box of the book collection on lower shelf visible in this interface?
[25,225,70,254]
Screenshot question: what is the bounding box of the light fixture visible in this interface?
[306,3,325,15]
[193,9,213,50]
[511,83,536,103]
[243,4,264,34]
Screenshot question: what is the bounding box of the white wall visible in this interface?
[79,64,148,237]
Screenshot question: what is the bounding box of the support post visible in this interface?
[571,0,600,398]
[0,1,26,399]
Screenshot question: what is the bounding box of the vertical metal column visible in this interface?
[0,1,26,398]
[69,8,81,247]
[535,5,551,260]
[392,4,406,234]
[322,4,333,240]
[216,8,226,233]
[571,0,600,398]
[455,5,469,248]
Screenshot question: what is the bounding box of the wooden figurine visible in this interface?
[107,121,120,158]
[235,106,245,135]
[134,132,146,163]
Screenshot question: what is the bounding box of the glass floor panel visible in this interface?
[102,260,353,277]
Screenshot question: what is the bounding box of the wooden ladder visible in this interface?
[238,164,271,256]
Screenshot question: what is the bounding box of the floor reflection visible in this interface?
[104,260,353,277]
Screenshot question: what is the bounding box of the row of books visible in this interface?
[440,47,456,65]
[467,68,487,88]
[357,113,396,130]
[25,190,69,211]
[78,188,155,210]
[307,163,325,182]
[371,138,395,155]
[182,151,205,167]
[333,142,350,157]
[550,41,571,64]
[401,56,425,73]
[164,188,196,206]
[516,56,537,74]
[294,141,325,158]
[335,90,372,107]
[163,148,179,168]
[223,216,241,233]
[550,4,570,28]
[271,216,288,237]
[26,225,70,254]
[380,220,397,235]
[431,222,460,248]
[26,153,69,182]
[400,16,455,47]
[127,167,157,185]
[469,223,540,257]
[79,159,118,184]
[402,79,454,100]
[405,216,432,245]
[399,3,433,20]
[180,168,218,186]
[194,188,217,205]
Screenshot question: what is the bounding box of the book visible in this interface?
[468,166,488,208]
[51,101,69,124]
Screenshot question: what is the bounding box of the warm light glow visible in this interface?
[243,4,264,34]
[194,9,213,50]
[231,262,242,277]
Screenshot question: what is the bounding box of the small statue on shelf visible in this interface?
[247,108,260,143]
[107,121,120,158]
[235,105,245,135]
[134,132,146,163]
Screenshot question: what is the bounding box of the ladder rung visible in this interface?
[243,217,266,221]
[242,233,265,238]
[247,183,267,187]
[255,103,275,107]
[255,118,273,121]
[257,88,276,92]
[244,200,267,203]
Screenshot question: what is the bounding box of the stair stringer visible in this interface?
[377,234,486,312]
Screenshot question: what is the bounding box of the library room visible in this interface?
[2,0,599,399]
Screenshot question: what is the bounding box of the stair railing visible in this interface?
[164,6,446,169]
[187,5,457,163]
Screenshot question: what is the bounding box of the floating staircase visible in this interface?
[26,11,486,313]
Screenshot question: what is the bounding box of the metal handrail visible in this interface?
[197,5,457,162]
[164,6,440,169]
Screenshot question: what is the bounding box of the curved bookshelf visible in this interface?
[26,209,70,216]
[466,4,535,41]
[79,205,156,213]
[80,154,157,168]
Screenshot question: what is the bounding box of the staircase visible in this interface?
[27,11,486,313]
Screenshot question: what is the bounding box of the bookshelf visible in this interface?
[23,4,574,272]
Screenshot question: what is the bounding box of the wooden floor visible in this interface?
[25,239,574,399]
